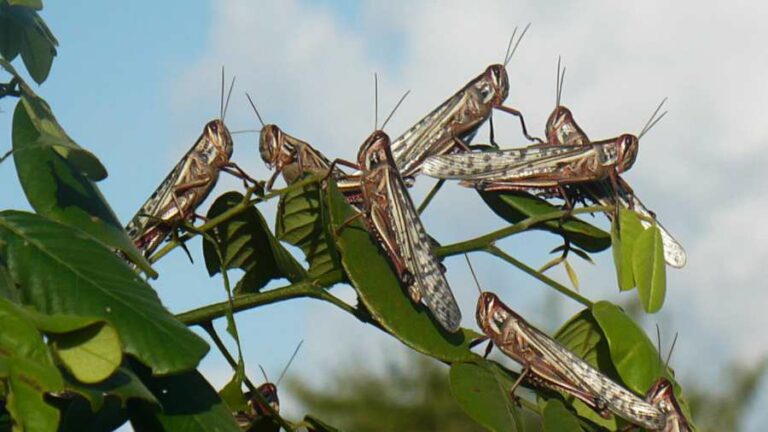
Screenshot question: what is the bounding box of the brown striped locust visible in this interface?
[333,93,462,332]
[475,290,667,429]
[125,72,256,258]
[234,341,303,429]
[643,378,692,432]
[541,61,686,267]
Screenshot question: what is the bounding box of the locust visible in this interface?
[356,25,539,183]
[335,122,462,332]
[643,378,692,432]
[475,290,667,430]
[126,72,254,258]
[234,341,303,430]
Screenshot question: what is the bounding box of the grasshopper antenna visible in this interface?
[502,27,518,67]
[245,93,266,127]
[381,90,410,130]
[655,324,663,371]
[638,97,668,140]
[464,254,483,294]
[258,364,270,383]
[556,56,566,107]
[222,76,236,122]
[664,332,679,370]
[276,340,304,386]
[504,22,531,67]
[230,129,261,135]
[219,67,225,121]
[374,73,379,130]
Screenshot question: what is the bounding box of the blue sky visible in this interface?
[2,1,768,429]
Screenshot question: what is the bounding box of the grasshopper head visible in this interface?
[254,382,280,414]
[476,292,510,337]
[478,64,510,106]
[259,124,284,168]
[616,134,640,173]
[358,130,392,170]
[205,119,233,159]
[645,378,690,431]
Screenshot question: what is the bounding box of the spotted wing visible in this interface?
[420,144,616,181]
[382,166,462,332]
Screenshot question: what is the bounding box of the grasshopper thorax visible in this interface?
[205,119,234,162]
[479,64,510,107]
[259,124,284,169]
[357,130,393,170]
[616,134,640,173]
[645,378,689,430]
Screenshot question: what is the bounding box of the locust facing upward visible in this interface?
[644,378,692,432]
[476,291,667,430]
[126,75,253,258]
[342,130,462,333]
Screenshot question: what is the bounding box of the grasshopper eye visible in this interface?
[209,122,218,134]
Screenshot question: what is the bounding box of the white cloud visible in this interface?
[171,0,768,425]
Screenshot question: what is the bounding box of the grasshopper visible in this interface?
[235,341,303,429]
[643,378,692,432]
[476,290,667,430]
[357,25,539,182]
[335,114,462,332]
[126,72,254,258]
[540,61,686,267]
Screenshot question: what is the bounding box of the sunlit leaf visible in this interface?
[7,0,43,10]
[275,177,341,278]
[632,225,666,313]
[50,323,122,384]
[478,190,611,253]
[449,360,523,432]
[203,191,306,294]
[326,180,479,361]
[564,259,579,291]
[591,301,660,394]
[0,211,208,374]
[610,209,644,291]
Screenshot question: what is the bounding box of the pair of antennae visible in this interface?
[219,67,236,122]
[638,97,668,140]
[655,324,679,373]
[373,73,410,131]
[258,340,304,387]
[556,56,567,107]
[503,23,532,67]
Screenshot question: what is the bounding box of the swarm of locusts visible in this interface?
[125,25,690,431]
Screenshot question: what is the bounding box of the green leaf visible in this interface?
[0,263,20,303]
[542,399,583,432]
[128,364,242,432]
[449,361,523,432]
[326,180,478,362]
[7,0,43,10]
[8,92,155,276]
[610,209,644,291]
[0,297,63,432]
[50,323,122,384]
[553,308,620,430]
[632,225,666,313]
[564,259,579,291]
[218,367,248,413]
[18,14,54,84]
[203,191,306,294]
[0,211,208,374]
[477,190,611,253]
[0,12,22,61]
[591,301,660,394]
[61,365,159,412]
[275,177,342,278]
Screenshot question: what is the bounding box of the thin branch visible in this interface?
[176,271,345,326]
[417,179,445,215]
[200,322,257,393]
[484,245,593,308]
[435,204,611,258]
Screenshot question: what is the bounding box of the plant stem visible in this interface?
[435,205,610,258]
[176,271,345,326]
[484,245,593,308]
[417,179,445,215]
